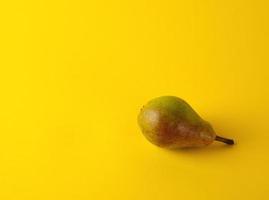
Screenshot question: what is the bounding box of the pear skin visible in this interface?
[138,96,234,148]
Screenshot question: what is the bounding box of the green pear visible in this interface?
[138,96,234,148]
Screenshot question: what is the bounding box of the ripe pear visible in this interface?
[138,96,234,148]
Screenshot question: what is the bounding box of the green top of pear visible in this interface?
[144,96,202,125]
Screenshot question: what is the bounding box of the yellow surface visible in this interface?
[0,0,269,199]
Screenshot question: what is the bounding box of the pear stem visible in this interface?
[215,135,234,145]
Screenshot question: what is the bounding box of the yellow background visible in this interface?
[0,0,269,199]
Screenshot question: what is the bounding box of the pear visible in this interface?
[138,96,234,148]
